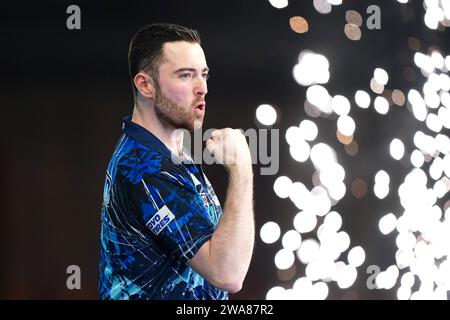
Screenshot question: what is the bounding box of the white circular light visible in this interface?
[273,176,293,199]
[441,91,450,108]
[445,55,450,70]
[396,232,416,250]
[289,140,311,162]
[438,107,450,129]
[375,170,390,185]
[312,281,329,300]
[337,115,356,136]
[431,51,444,69]
[414,53,433,73]
[401,271,415,288]
[396,249,414,269]
[282,230,302,251]
[424,7,444,30]
[374,96,389,115]
[433,180,447,198]
[294,211,318,233]
[324,211,342,232]
[289,182,310,210]
[332,95,351,115]
[336,231,351,253]
[296,239,320,264]
[435,134,450,154]
[260,221,281,244]
[328,182,346,201]
[256,104,277,126]
[374,183,389,199]
[311,186,332,216]
[347,246,366,267]
[328,0,342,5]
[285,126,300,146]
[426,113,442,133]
[397,286,411,300]
[390,138,405,160]
[374,68,389,85]
[384,265,400,289]
[410,150,425,168]
[410,94,428,122]
[266,286,286,300]
[336,265,357,289]
[307,85,331,112]
[355,90,371,109]
[275,248,295,269]
[313,0,332,14]
[299,120,319,141]
[268,0,288,9]
[293,277,312,291]
[429,157,444,180]
[379,213,397,235]
[294,51,330,86]
[310,143,336,171]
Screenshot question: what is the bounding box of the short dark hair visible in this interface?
[128,23,201,97]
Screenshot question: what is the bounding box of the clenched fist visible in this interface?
[206,128,252,173]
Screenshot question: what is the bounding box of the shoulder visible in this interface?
[114,137,165,184]
[113,137,195,191]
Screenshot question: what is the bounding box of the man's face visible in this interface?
[153,41,209,131]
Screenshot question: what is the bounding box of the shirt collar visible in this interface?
[122,116,208,185]
[122,115,173,157]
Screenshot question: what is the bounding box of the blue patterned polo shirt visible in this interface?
[98,115,227,300]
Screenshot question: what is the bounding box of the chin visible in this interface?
[191,118,204,131]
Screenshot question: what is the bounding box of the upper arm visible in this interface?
[137,173,214,263]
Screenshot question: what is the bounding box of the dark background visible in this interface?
[0,0,449,299]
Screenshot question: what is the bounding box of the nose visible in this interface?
[194,75,208,97]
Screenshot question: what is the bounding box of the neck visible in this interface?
[131,103,184,157]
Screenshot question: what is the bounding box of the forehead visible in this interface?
[160,41,207,71]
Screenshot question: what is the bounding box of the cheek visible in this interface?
[161,83,192,104]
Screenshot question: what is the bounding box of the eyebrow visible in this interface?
[174,67,210,74]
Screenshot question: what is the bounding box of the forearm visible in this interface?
[208,165,254,290]
[189,128,255,292]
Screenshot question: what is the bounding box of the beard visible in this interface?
[153,84,204,131]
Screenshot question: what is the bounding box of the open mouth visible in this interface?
[195,103,206,111]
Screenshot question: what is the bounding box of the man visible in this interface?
[98,23,254,300]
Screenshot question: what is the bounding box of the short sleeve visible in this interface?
[138,172,214,264]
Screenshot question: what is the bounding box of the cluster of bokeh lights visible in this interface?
[257,0,450,300]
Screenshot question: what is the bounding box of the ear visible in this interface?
[133,72,155,99]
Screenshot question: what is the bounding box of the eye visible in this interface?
[203,73,210,80]
[180,73,192,79]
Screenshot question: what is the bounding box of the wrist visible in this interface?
[228,163,253,178]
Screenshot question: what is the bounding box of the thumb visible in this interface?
[206,139,216,155]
